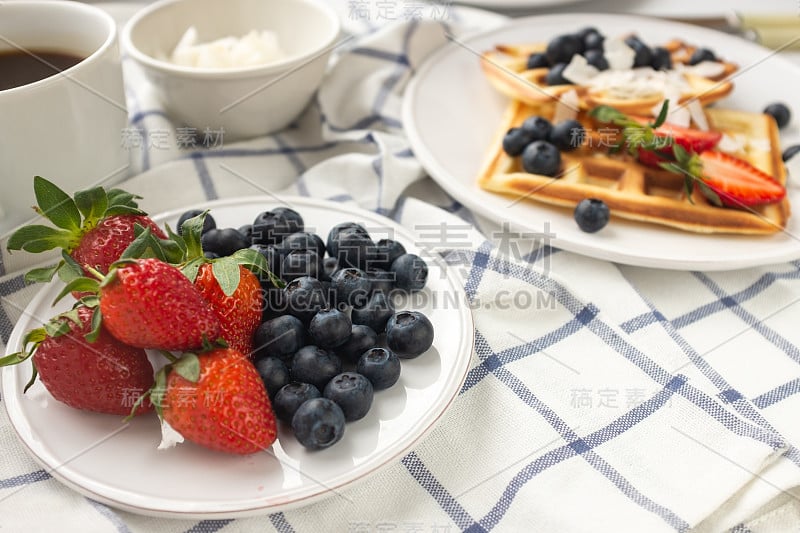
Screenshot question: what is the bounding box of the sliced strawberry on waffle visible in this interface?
[636,123,722,167]
[697,150,786,207]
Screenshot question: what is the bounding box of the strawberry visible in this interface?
[61,258,222,351]
[635,123,722,168]
[0,306,154,416]
[194,262,262,356]
[156,347,277,455]
[7,176,167,286]
[697,150,786,207]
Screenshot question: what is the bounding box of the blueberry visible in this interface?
[782,144,800,162]
[351,290,395,333]
[330,267,372,308]
[582,30,604,52]
[549,119,584,152]
[326,222,368,259]
[284,276,328,323]
[650,46,672,71]
[254,356,290,399]
[367,268,395,295]
[526,52,549,70]
[624,36,653,68]
[521,141,561,176]
[281,231,326,257]
[177,209,216,235]
[336,227,375,269]
[521,116,553,142]
[369,238,406,271]
[546,34,583,65]
[252,208,303,246]
[336,324,379,364]
[309,308,352,349]
[282,248,323,281]
[689,47,717,65]
[357,347,401,390]
[201,227,250,257]
[574,198,610,233]
[390,253,428,292]
[764,103,791,129]
[291,345,342,391]
[545,62,570,86]
[291,397,345,450]
[502,127,534,157]
[250,243,285,283]
[324,372,374,422]
[322,256,338,282]
[386,311,435,359]
[261,287,288,322]
[584,49,609,71]
[253,315,306,361]
[273,382,321,424]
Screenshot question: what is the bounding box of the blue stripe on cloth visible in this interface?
[466,352,689,531]
[369,21,417,121]
[0,469,51,489]
[273,134,306,175]
[182,141,343,161]
[182,519,234,533]
[752,377,800,409]
[455,250,784,448]
[190,154,218,200]
[349,46,409,65]
[401,451,479,531]
[0,274,27,344]
[86,499,132,533]
[268,512,296,533]
[129,109,171,125]
[462,243,492,302]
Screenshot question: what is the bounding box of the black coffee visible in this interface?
[0,49,84,91]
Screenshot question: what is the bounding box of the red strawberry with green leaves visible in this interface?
[7,176,167,286]
[140,347,277,455]
[130,212,279,357]
[61,258,222,351]
[696,150,786,207]
[0,305,154,416]
[636,123,722,168]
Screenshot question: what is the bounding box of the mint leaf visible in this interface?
[74,187,109,227]
[7,225,74,253]
[211,257,241,297]
[652,99,670,128]
[33,176,82,232]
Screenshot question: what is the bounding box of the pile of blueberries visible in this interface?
[503,115,584,177]
[529,26,721,86]
[179,207,434,450]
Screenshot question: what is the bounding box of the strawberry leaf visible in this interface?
[181,257,205,284]
[57,251,84,284]
[589,105,629,124]
[43,318,70,338]
[179,212,207,260]
[33,176,82,232]
[0,351,31,366]
[85,307,102,343]
[22,364,38,393]
[697,181,723,206]
[106,189,141,208]
[54,278,100,304]
[173,353,200,382]
[121,225,184,264]
[25,263,61,284]
[7,225,74,253]
[150,368,168,419]
[230,248,284,288]
[165,224,188,258]
[652,99,670,128]
[211,257,241,297]
[74,187,109,227]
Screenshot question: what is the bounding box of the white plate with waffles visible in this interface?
[403,13,800,270]
[1,196,474,518]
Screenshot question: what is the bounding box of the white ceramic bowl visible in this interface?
[121,0,340,141]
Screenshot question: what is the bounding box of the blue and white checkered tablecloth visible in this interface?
[2,4,800,532]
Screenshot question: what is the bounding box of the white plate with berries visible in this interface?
[1,195,474,518]
[404,13,800,270]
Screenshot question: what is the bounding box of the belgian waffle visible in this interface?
[477,100,790,234]
[481,39,738,117]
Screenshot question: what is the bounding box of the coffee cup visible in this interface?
[0,1,130,236]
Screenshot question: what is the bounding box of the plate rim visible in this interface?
[1,195,475,518]
[403,13,800,271]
